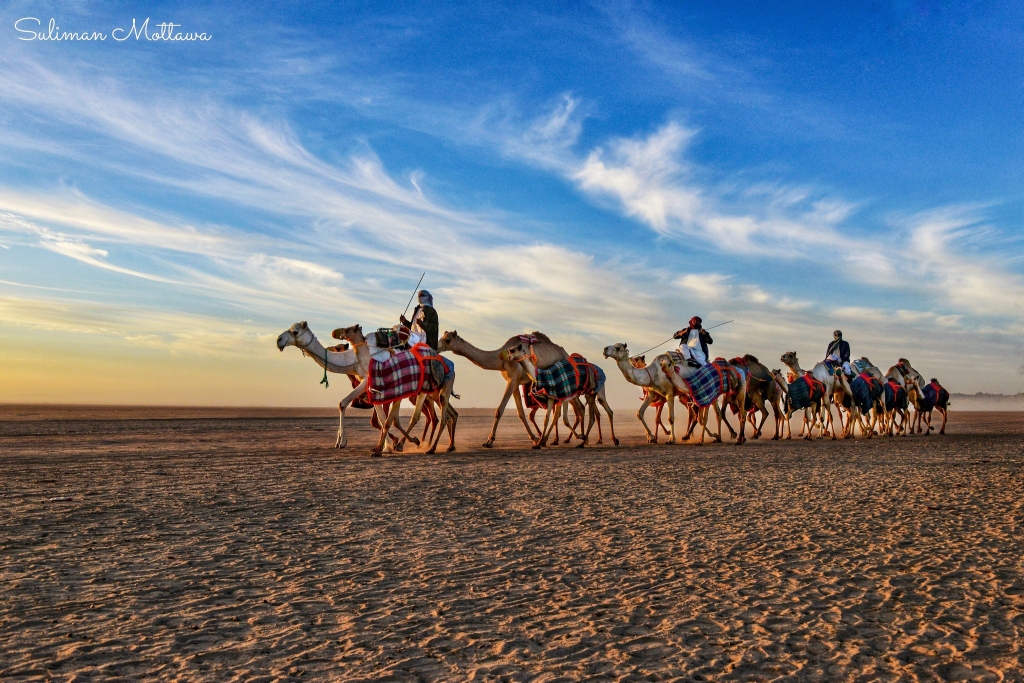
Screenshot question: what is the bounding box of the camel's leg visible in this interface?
[636,393,657,444]
[534,399,559,449]
[735,387,747,445]
[395,395,427,450]
[653,403,666,440]
[696,405,711,445]
[589,395,604,445]
[597,391,618,446]
[666,392,677,444]
[336,379,369,449]
[578,397,595,447]
[939,408,947,435]
[446,406,459,452]
[370,402,397,456]
[485,377,535,447]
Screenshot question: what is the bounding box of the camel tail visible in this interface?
[451,392,461,400]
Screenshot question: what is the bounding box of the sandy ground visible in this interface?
[1,407,1023,682]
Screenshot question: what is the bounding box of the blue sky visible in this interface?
[0,1,1021,406]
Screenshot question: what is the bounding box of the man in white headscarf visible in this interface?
[400,289,439,351]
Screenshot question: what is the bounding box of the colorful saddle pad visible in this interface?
[367,343,449,405]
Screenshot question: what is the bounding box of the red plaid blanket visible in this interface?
[367,343,445,405]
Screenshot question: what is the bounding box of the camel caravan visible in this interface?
[277,292,951,456]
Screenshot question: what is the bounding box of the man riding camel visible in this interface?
[673,316,713,368]
[400,289,439,351]
[825,329,853,377]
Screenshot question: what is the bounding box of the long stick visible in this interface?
[632,320,734,358]
[401,272,426,319]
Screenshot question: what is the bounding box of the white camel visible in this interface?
[277,322,380,449]
[602,343,689,444]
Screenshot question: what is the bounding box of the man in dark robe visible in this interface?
[401,289,439,351]
[826,330,852,377]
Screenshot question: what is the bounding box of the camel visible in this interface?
[771,369,829,440]
[730,355,777,440]
[437,330,570,447]
[506,345,617,448]
[333,324,458,456]
[847,357,888,438]
[659,356,747,445]
[780,352,838,439]
[882,364,912,436]
[905,372,950,436]
[630,355,692,441]
[894,358,948,435]
[276,322,392,449]
[603,343,687,444]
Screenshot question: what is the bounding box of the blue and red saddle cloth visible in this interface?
[522,354,605,408]
[666,357,745,408]
[367,343,454,406]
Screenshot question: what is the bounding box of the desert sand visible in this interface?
[1,406,1022,681]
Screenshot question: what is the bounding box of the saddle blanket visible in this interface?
[921,381,949,410]
[851,372,882,413]
[675,362,727,407]
[528,354,596,402]
[822,359,843,376]
[367,343,449,405]
[788,374,824,410]
[884,380,907,412]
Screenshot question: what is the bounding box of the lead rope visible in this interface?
[320,348,329,389]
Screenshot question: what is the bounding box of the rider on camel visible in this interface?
[826,329,853,377]
[673,316,713,368]
[400,289,439,351]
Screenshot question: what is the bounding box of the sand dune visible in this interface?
[1,409,1022,681]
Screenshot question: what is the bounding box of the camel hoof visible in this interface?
[447,445,456,452]
[613,438,620,446]
[409,437,420,446]
[532,444,542,450]
[482,442,493,448]
[576,442,586,449]
[370,451,382,458]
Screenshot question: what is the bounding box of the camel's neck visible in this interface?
[615,357,653,387]
[449,338,505,371]
[300,334,360,376]
[784,358,803,375]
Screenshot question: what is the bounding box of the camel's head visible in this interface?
[780,351,798,365]
[629,355,646,368]
[277,321,311,351]
[603,343,629,360]
[332,324,363,342]
[501,343,528,363]
[438,330,459,352]
[860,356,873,367]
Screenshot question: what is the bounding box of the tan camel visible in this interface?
[770,369,828,440]
[779,352,838,439]
[629,355,691,440]
[506,345,618,448]
[333,325,457,456]
[603,343,686,444]
[893,358,948,435]
[904,372,950,436]
[277,322,393,449]
[730,355,777,440]
[660,356,748,445]
[438,330,569,447]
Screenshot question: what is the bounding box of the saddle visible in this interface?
[374,327,408,351]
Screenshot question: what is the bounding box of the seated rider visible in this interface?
[400,289,439,351]
[673,316,713,368]
[825,329,852,377]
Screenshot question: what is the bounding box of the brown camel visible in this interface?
[438,330,569,447]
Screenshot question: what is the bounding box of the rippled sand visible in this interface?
[1,408,1022,681]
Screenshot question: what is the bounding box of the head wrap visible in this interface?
[689,316,702,328]
[418,289,433,307]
